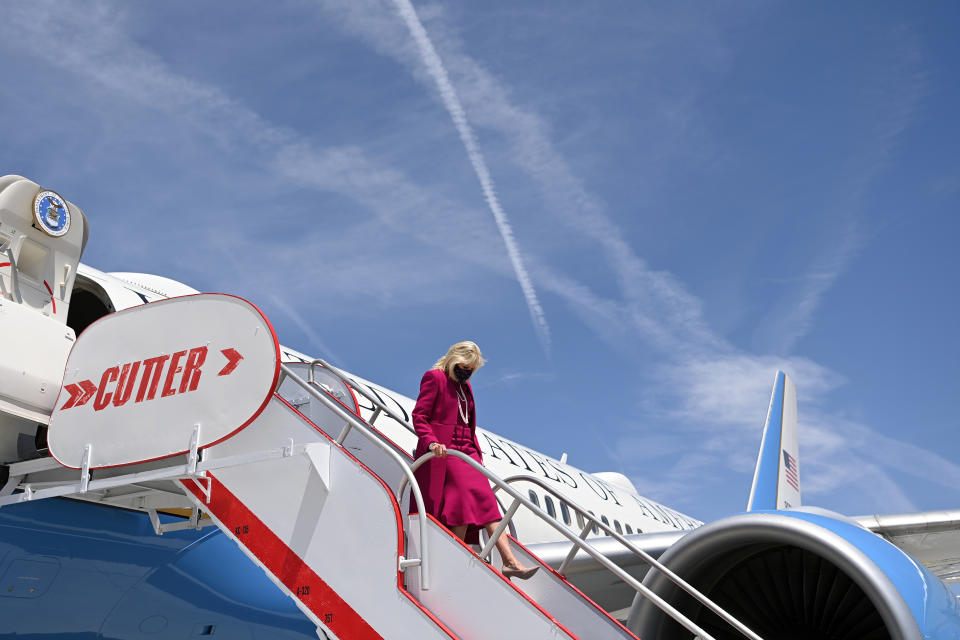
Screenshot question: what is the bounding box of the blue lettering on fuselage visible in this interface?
[362,384,410,423]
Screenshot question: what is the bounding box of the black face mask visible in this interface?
[453,365,473,382]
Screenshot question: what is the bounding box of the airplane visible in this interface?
[0,173,958,639]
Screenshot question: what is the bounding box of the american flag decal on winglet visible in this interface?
[783,449,799,491]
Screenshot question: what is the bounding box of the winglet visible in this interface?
[746,371,801,511]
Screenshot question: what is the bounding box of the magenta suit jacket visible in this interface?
[411,369,482,515]
[411,369,480,458]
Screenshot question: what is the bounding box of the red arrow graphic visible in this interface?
[218,348,244,376]
[61,379,97,410]
[76,379,97,407]
[60,383,82,410]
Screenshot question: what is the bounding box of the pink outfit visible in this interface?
[412,369,502,542]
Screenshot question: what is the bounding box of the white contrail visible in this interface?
[389,0,551,353]
[268,294,344,365]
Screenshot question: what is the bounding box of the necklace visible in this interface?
[457,384,469,424]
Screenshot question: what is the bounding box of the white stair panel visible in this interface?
[496,536,638,640]
[406,515,577,640]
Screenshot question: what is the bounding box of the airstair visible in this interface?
[0,294,765,640]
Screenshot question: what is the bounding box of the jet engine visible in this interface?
[628,510,960,640]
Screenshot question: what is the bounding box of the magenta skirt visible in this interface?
[436,441,502,532]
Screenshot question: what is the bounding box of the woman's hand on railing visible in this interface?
[428,442,448,458]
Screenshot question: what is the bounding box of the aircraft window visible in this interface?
[575,510,585,530]
[601,515,610,532]
[625,524,633,534]
[559,501,571,525]
[614,520,622,534]
[588,511,599,535]
[545,496,556,519]
[528,490,540,508]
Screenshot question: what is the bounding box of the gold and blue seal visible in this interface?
[33,189,71,237]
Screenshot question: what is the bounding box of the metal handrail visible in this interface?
[499,474,762,640]
[308,358,416,436]
[398,450,763,640]
[498,474,600,572]
[278,365,433,589]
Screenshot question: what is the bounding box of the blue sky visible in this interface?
[2,1,958,523]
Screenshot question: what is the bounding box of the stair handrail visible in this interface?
[399,450,764,640]
[307,358,416,437]
[498,474,763,640]
[278,364,433,590]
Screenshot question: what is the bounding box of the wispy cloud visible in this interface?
[320,1,725,355]
[752,28,927,355]
[266,294,344,365]
[388,0,551,353]
[493,371,556,385]
[1,1,567,371]
[1,2,531,310]
[623,346,960,516]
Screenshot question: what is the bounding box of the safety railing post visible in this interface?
[186,424,201,475]
[79,444,92,493]
[557,521,593,576]
[478,497,521,562]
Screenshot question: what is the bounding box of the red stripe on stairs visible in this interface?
[182,475,383,640]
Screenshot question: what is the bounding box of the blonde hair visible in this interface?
[433,341,486,379]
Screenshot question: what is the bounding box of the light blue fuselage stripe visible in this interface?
[750,371,784,511]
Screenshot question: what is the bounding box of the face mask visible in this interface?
[453,365,473,382]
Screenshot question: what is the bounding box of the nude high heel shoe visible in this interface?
[502,565,539,580]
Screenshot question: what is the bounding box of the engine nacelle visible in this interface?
[629,510,960,640]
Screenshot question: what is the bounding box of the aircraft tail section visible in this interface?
[746,371,801,511]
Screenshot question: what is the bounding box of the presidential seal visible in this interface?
[33,189,71,237]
